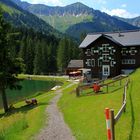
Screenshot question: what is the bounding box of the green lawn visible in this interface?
[58,69,140,140]
[1,71,140,140]
[0,75,69,140]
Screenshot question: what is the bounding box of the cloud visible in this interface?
[23,0,64,6]
[102,8,139,18]
[121,4,127,8]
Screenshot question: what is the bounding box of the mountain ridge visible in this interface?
[114,16,140,28]
[11,1,94,16]
[8,0,140,38]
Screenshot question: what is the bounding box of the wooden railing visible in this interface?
[100,75,128,93]
[105,79,130,140]
[76,75,128,96]
[76,78,106,97]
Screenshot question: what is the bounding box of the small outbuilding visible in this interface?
[66,60,83,75]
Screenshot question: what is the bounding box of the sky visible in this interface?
[21,0,140,18]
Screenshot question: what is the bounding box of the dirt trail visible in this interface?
[35,83,76,140]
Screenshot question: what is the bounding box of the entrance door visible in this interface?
[102,65,110,76]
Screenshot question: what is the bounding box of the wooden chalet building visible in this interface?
[79,30,140,78]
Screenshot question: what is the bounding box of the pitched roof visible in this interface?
[79,30,140,48]
[67,60,83,68]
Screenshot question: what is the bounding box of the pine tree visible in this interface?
[41,40,48,74]
[33,41,42,74]
[19,36,27,69]
[26,37,34,74]
[0,11,24,113]
[48,43,57,73]
[57,37,80,73]
[57,37,66,72]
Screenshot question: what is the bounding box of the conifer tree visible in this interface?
[33,41,42,74]
[26,38,34,74]
[0,11,24,112]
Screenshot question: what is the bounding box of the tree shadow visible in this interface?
[0,101,49,118]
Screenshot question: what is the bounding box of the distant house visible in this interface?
[79,30,140,78]
[66,60,83,75]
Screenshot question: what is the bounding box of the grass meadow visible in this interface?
[58,69,140,140]
[0,75,68,140]
[0,70,140,140]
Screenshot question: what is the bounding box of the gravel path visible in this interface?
[35,83,76,140]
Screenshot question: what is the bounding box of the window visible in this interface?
[98,59,102,67]
[86,59,91,66]
[129,48,137,55]
[110,60,116,67]
[111,60,114,67]
[102,44,109,52]
[122,59,136,64]
[102,54,109,62]
[121,48,127,55]
[91,48,94,55]
[85,49,91,56]
[91,59,95,67]
[130,50,135,55]
[110,47,116,55]
[102,65,110,76]
[86,59,95,67]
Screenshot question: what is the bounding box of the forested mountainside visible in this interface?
[11,27,80,74]
[0,0,61,37]
[0,0,81,74]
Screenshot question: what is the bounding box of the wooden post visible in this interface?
[123,86,126,112]
[110,109,115,140]
[123,93,125,103]
[76,87,80,97]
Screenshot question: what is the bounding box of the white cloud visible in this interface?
[121,4,127,8]
[102,8,139,18]
[22,0,64,6]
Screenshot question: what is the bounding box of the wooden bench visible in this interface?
[25,98,38,105]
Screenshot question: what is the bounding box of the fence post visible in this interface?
[110,109,115,140]
[123,86,126,112]
[105,108,112,140]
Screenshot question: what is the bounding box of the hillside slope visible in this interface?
[0,0,61,37]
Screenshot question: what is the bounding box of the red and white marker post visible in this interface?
[105,108,112,140]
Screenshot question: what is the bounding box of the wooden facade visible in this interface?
[79,31,140,78]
